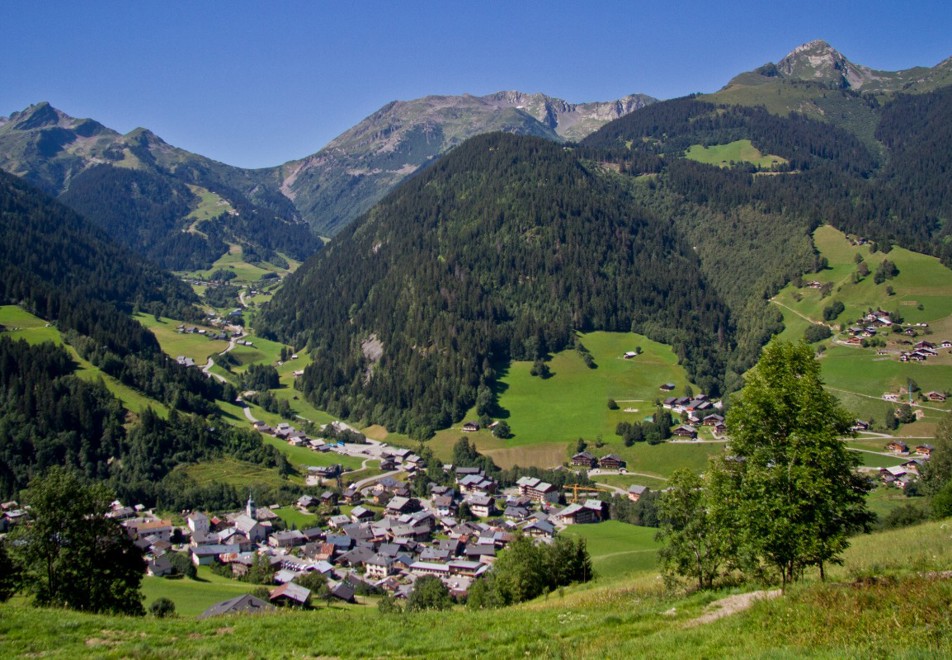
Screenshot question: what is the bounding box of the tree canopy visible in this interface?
[9,467,145,614]
[720,341,873,587]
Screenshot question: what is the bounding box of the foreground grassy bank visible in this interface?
[3,520,951,658]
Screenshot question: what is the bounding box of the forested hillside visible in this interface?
[0,172,289,502]
[259,133,733,437]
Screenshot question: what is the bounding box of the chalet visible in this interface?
[146,555,174,577]
[341,486,361,505]
[886,440,910,455]
[504,505,530,522]
[319,491,339,506]
[458,473,496,494]
[124,518,173,542]
[329,581,356,603]
[385,496,417,515]
[198,594,273,619]
[190,543,240,566]
[516,476,560,503]
[571,451,598,468]
[702,414,724,427]
[554,499,605,525]
[466,495,496,518]
[673,425,698,439]
[627,484,648,502]
[851,420,870,432]
[269,530,307,549]
[350,506,375,524]
[942,341,952,349]
[409,561,451,577]
[660,383,676,391]
[461,422,480,433]
[432,495,457,518]
[269,582,311,607]
[296,495,317,510]
[365,554,396,579]
[916,444,934,457]
[901,459,925,476]
[523,519,556,538]
[599,454,626,470]
[925,391,947,402]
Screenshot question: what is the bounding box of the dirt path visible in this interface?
[684,589,781,628]
[770,299,821,326]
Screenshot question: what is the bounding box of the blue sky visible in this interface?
[2,1,950,168]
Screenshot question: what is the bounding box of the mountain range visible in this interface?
[2,39,951,438]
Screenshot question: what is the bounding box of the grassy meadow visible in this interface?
[771,225,952,433]
[4,520,952,657]
[684,139,787,169]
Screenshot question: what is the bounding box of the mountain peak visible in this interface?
[10,102,64,131]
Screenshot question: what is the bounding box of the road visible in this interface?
[201,329,245,382]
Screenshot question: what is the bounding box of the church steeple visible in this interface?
[246,493,256,519]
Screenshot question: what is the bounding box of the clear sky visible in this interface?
[2,1,950,168]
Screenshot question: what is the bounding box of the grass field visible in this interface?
[562,521,660,580]
[134,313,228,363]
[0,305,170,416]
[6,521,952,657]
[684,139,787,169]
[141,566,258,618]
[769,225,952,430]
[178,457,290,490]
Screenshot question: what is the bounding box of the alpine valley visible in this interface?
[3,40,952,656]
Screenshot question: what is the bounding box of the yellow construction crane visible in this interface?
[563,483,615,503]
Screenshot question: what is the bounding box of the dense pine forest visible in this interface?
[260,84,952,433]
[259,133,733,437]
[0,173,289,504]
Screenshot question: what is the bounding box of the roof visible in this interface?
[198,594,274,619]
[270,582,311,604]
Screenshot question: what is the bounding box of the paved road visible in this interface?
[202,330,245,382]
[351,469,404,491]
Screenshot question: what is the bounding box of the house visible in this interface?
[598,454,626,470]
[461,422,480,432]
[571,451,597,468]
[432,495,457,518]
[466,495,495,518]
[516,476,560,503]
[187,511,210,537]
[125,518,173,542]
[916,444,934,457]
[851,420,870,432]
[925,391,947,402]
[350,506,375,524]
[660,383,676,391]
[886,440,910,455]
[365,553,395,579]
[627,484,648,502]
[386,496,417,515]
[672,425,698,439]
[147,555,174,577]
[269,582,311,607]
[329,581,356,603]
[198,594,274,619]
[554,502,597,525]
[269,530,307,549]
[341,486,361,505]
[523,519,555,538]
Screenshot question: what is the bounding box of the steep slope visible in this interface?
[258,133,731,437]
[706,40,952,149]
[269,91,655,235]
[0,169,199,349]
[0,103,320,270]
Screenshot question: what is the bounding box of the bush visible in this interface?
[804,324,833,343]
[149,597,176,618]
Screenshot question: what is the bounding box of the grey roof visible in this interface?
[198,594,274,619]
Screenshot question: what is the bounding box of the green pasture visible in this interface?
[185,184,234,223]
[178,457,290,490]
[134,313,228,363]
[272,505,319,530]
[493,331,694,445]
[684,139,787,169]
[141,566,258,618]
[9,520,952,657]
[562,521,660,580]
[0,305,169,416]
[182,244,300,283]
